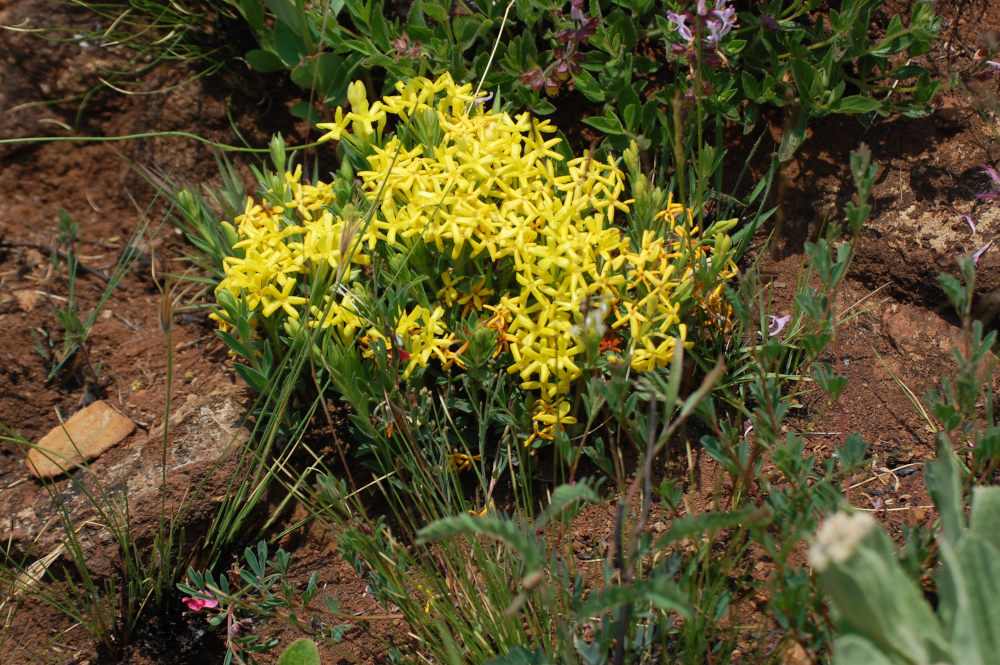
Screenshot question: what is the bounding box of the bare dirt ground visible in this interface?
[1,0,999,662]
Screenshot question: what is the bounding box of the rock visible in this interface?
[10,289,43,312]
[26,400,135,478]
[4,378,250,571]
[781,642,812,665]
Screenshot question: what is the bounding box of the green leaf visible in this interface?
[944,534,1000,665]
[828,95,882,114]
[264,0,310,44]
[582,111,625,136]
[290,101,321,124]
[245,49,287,73]
[778,109,808,162]
[969,486,1000,560]
[534,482,600,530]
[235,363,271,394]
[832,635,904,665]
[725,38,746,55]
[484,646,554,665]
[926,441,966,545]
[370,6,391,50]
[417,514,542,568]
[654,507,763,548]
[276,638,321,665]
[790,50,817,102]
[420,0,449,22]
[572,69,605,103]
[610,11,637,51]
[887,64,927,80]
[235,0,267,31]
[291,52,357,104]
[273,20,309,67]
[454,15,482,49]
[824,526,950,664]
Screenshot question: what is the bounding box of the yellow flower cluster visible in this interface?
[215,166,376,322]
[215,73,736,442]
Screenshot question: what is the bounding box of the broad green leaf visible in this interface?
[582,112,625,136]
[926,441,966,545]
[264,0,310,44]
[949,534,1000,665]
[276,638,321,665]
[969,486,1000,553]
[828,95,882,114]
[832,635,904,665]
[823,526,950,664]
[245,49,286,73]
[234,363,271,394]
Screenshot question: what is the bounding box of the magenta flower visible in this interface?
[182,595,219,612]
[767,314,791,337]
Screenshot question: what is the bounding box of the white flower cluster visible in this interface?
[807,510,877,572]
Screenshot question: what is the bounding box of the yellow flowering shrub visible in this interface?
[213,73,737,444]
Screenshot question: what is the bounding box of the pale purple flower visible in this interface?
[964,214,976,233]
[667,10,693,41]
[705,1,737,43]
[696,0,709,16]
[987,60,1000,70]
[974,241,993,267]
[767,314,791,337]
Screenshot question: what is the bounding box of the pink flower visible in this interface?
[182,596,219,612]
[767,314,791,337]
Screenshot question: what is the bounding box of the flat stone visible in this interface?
[11,289,43,312]
[27,400,135,478]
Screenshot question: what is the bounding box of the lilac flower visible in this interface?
[696,0,709,16]
[707,1,737,42]
[964,214,976,233]
[767,314,791,337]
[987,60,1000,70]
[974,241,992,267]
[667,10,693,41]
